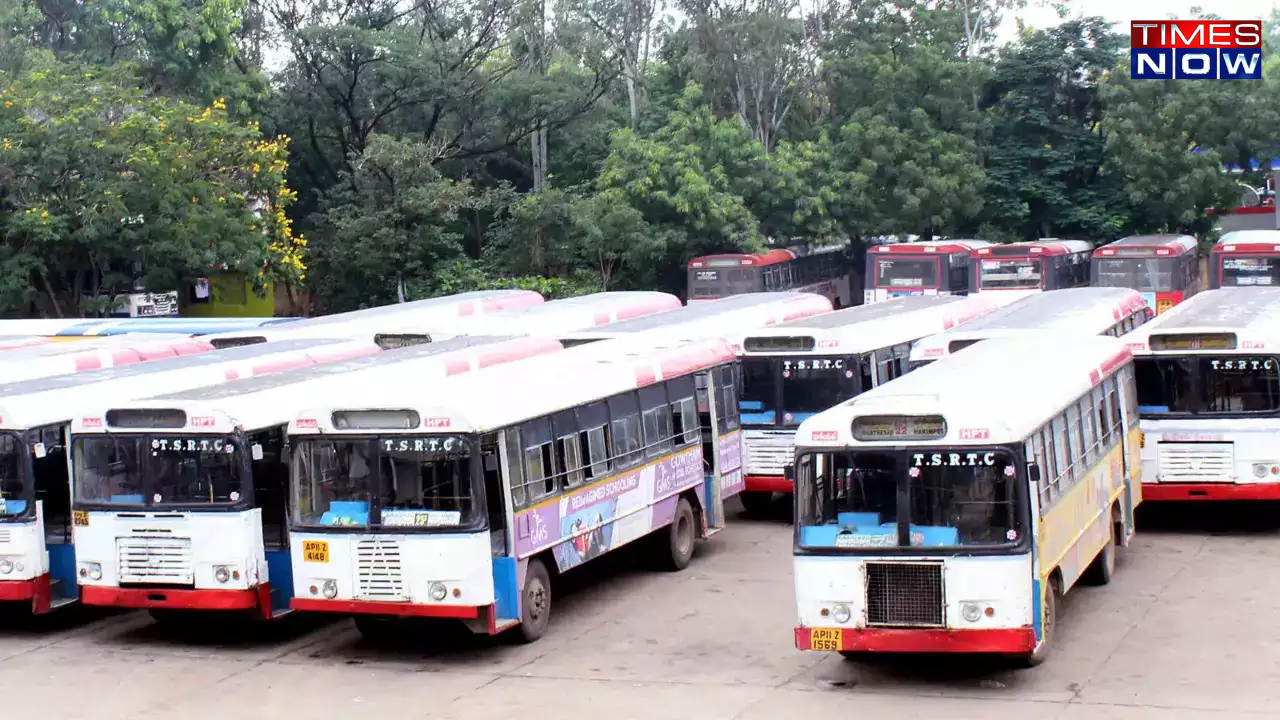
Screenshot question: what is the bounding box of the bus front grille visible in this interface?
[355,538,406,600]
[117,536,193,585]
[0,529,11,544]
[864,561,944,628]
[1157,442,1234,481]
[744,430,794,475]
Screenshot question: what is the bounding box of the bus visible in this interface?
[0,335,215,383]
[204,289,546,347]
[285,335,745,642]
[0,338,384,613]
[554,292,834,346]
[1124,287,1280,501]
[69,336,563,620]
[863,240,992,304]
[908,287,1153,369]
[971,240,1092,295]
[1208,231,1280,289]
[687,245,855,308]
[1091,234,1201,315]
[791,335,1140,665]
[729,294,1011,514]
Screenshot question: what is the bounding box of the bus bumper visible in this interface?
[794,626,1037,654]
[81,584,270,616]
[744,474,793,493]
[1142,482,1280,501]
[0,574,53,613]
[290,597,481,619]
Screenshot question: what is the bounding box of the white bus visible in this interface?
[203,289,546,348]
[732,294,1016,513]
[971,239,1092,295]
[0,334,216,383]
[69,336,562,620]
[1125,287,1280,501]
[286,335,745,642]
[792,335,1140,665]
[0,338,382,613]
[909,287,1153,369]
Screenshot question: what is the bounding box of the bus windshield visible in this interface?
[980,259,1041,289]
[739,357,858,426]
[291,436,478,530]
[1135,356,1280,415]
[74,435,244,506]
[875,258,938,289]
[1220,257,1280,287]
[0,432,26,516]
[796,449,1020,551]
[688,267,760,298]
[1093,258,1175,292]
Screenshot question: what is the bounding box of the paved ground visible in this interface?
[1,498,1278,719]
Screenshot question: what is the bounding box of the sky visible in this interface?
[995,0,1278,44]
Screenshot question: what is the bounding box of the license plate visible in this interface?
[73,510,88,527]
[302,540,328,562]
[810,627,842,651]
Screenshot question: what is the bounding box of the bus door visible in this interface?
[249,427,292,615]
[1113,375,1138,541]
[696,366,743,531]
[31,424,77,607]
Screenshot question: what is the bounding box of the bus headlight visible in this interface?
[962,603,982,622]
[214,566,230,584]
[0,559,12,574]
[429,582,448,601]
[78,562,103,581]
[831,603,851,624]
[322,579,338,599]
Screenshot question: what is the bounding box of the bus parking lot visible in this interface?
[0,498,1274,720]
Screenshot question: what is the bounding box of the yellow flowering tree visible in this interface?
[0,62,305,316]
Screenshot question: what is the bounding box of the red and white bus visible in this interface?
[1208,230,1280,289]
[971,239,1092,296]
[863,240,991,304]
[687,245,855,308]
[1092,234,1201,315]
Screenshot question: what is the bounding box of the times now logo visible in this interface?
[1131,20,1262,79]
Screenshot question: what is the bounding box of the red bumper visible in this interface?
[744,474,793,493]
[0,577,36,601]
[1142,482,1280,502]
[794,626,1037,654]
[81,584,269,615]
[290,597,480,618]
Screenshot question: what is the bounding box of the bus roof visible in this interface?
[734,294,1009,355]
[556,292,833,344]
[289,336,737,435]
[1123,287,1280,354]
[870,239,993,255]
[0,338,381,430]
[73,336,563,435]
[0,317,296,337]
[1211,230,1280,254]
[972,239,1092,258]
[797,335,1131,448]
[0,335,214,383]
[909,287,1146,362]
[1095,234,1197,256]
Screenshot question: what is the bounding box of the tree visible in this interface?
[0,62,302,316]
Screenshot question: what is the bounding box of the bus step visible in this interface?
[269,608,293,620]
[48,595,78,611]
[704,526,724,538]
[493,618,520,634]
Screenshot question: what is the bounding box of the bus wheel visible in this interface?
[516,557,551,644]
[660,497,697,571]
[1081,521,1117,586]
[1019,579,1058,668]
[738,491,774,517]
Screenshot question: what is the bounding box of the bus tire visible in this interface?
[1081,510,1118,586]
[738,491,774,517]
[1019,578,1058,668]
[516,557,552,644]
[660,497,697,571]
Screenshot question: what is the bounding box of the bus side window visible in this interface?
[716,365,740,432]
[860,353,874,390]
[552,410,583,489]
[504,429,526,508]
[1039,426,1057,503]
[1120,366,1139,427]
[480,433,507,554]
[608,392,644,469]
[1079,397,1098,464]
[640,385,674,458]
[1104,378,1121,433]
[575,402,610,482]
[519,417,556,500]
[1065,404,1084,481]
[1093,386,1110,447]
[667,376,699,446]
[1050,415,1069,494]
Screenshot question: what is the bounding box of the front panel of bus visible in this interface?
[288,428,495,613]
[1134,334,1280,500]
[71,428,269,607]
[1092,254,1190,315]
[793,431,1036,653]
[865,253,968,303]
[1212,253,1280,290]
[687,264,764,302]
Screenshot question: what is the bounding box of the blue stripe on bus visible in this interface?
[54,320,114,336]
[1032,578,1043,642]
[492,556,519,621]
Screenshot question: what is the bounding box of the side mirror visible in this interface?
[783,464,795,481]
[1027,463,1041,484]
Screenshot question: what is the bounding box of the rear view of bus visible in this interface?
[287,337,745,643]
[687,246,855,307]
[792,336,1140,666]
[1092,234,1200,314]
[972,239,1092,297]
[863,240,991,304]
[1209,231,1280,290]
[1127,288,1280,501]
[732,295,1007,513]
